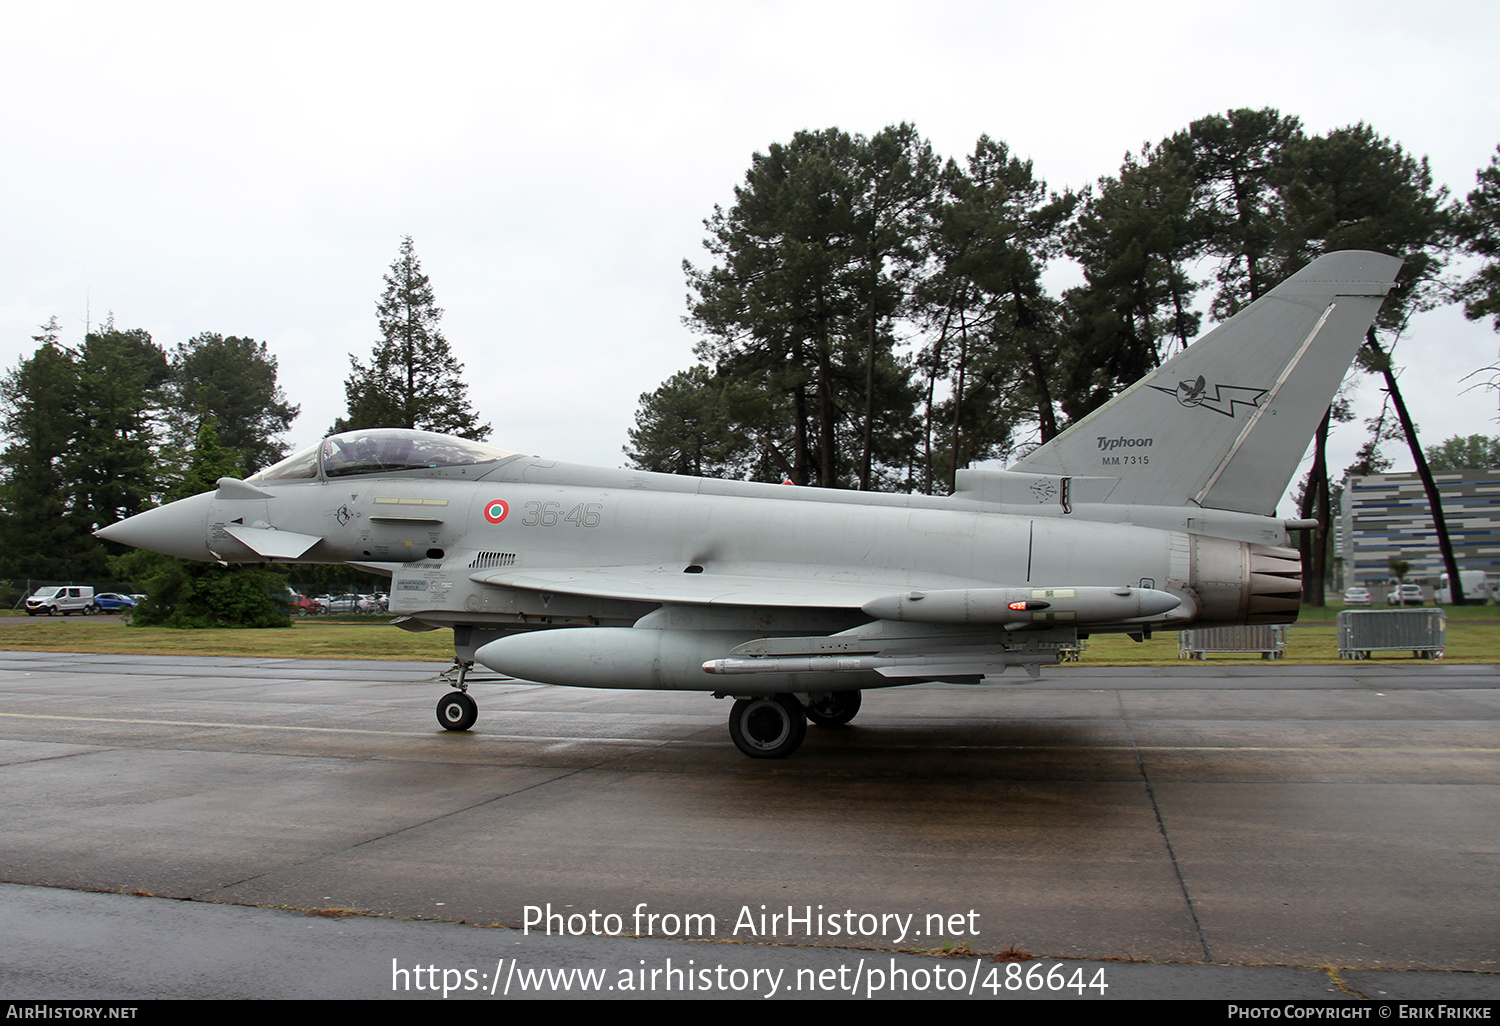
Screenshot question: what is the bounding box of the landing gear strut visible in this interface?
[728,693,806,759]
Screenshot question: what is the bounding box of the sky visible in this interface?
[2,0,1496,516]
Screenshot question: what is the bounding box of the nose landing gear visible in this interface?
[436,659,478,731]
[436,690,478,731]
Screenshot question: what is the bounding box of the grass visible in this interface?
[0,604,1493,665]
[0,615,454,661]
[1291,601,1500,623]
[1081,622,1500,665]
[1097,601,1500,665]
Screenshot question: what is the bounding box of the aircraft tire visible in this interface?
[436,691,478,732]
[728,694,806,759]
[805,690,861,727]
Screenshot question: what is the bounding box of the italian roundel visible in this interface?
[483,499,509,524]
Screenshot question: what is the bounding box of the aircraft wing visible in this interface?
[469,564,959,608]
[470,565,1184,628]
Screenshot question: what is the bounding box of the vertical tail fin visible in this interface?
[1011,250,1402,515]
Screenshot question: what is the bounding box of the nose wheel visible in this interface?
[436,690,478,731]
[728,694,806,759]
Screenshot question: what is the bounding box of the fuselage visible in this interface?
[122,446,1299,643]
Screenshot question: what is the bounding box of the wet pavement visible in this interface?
[1,652,1496,999]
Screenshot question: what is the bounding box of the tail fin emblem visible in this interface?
[1152,379,1268,418]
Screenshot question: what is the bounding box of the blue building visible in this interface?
[1338,469,1500,590]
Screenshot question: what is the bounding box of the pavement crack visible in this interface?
[0,745,125,767]
[1118,691,1211,962]
[1324,966,1367,999]
[192,765,595,901]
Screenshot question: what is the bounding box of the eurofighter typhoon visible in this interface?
[98,251,1401,757]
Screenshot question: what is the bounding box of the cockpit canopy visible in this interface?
[249,429,518,482]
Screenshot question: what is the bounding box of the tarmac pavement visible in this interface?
[1,651,1496,1000]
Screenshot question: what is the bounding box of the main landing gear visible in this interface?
[726,690,862,759]
[432,669,864,759]
[805,689,862,727]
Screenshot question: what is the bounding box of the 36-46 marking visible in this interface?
[521,501,603,528]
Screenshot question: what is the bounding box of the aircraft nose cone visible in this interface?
[95,492,216,561]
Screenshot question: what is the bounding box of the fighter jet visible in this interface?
[97,250,1401,758]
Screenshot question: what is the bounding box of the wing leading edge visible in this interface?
[470,564,967,609]
[471,567,1183,629]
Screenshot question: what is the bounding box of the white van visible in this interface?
[26,586,96,616]
[1438,571,1493,605]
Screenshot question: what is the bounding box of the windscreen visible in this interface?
[319,429,516,478]
[249,442,320,482]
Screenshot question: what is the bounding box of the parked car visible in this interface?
[287,591,323,615]
[357,593,388,614]
[26,586,95,616]
[1342,586,1372,606]
[1387,583,1424,606]
[319,593,360,614]
[90,592,137,614]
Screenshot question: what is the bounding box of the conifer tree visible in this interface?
[686,128,930,489]
[70,322,170,535]
[1458,147,1500,329]
[0,318,168,580]
[340,237,490,440]
[0,319,92,579]
[167,333,299,474]
[624,364,782,480]
[1424,433,1500,471]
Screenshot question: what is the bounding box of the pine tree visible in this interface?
[1166,108,1305,317]
[339,237,490,440]
[1062,141,1201,420]
[624,365,771,480]
[1458,147,1500,329]
[686,128,931,489]
[166,333,299,474]
[916,137,1075,489]
[0,320,94,579]
[70,322,170,535]
[0,319,168,580]
[1424,434,1500,471]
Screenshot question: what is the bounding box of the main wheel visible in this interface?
[436,690,478,731]
[728,694,806,759]
[805,690,862,727]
